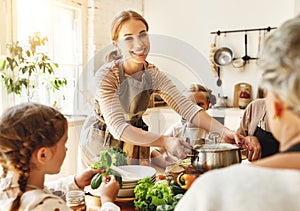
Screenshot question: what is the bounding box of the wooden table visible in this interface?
[85,194,136,211]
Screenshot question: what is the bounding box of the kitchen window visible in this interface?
[3,0,84,115]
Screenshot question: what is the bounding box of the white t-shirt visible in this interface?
[175,164,300,211]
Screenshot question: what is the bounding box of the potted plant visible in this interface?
[0,32,67,103]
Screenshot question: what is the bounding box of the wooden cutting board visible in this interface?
[233,82,252,107]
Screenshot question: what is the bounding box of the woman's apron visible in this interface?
[253,112,279,158]
[79,61,153,168]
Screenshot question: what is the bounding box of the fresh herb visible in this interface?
[134,177,183,211]
[92,147,127,170]
[91,147,127,189]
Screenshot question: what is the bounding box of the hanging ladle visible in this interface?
[232,32,257,69]
[217,66,222,86]
[242,32,251,63]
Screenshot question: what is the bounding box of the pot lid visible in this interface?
[194,143,239,152]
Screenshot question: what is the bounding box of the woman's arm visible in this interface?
[149,69,241,145]
[191,110,241,144]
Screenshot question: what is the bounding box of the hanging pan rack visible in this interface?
[210,26,277,64]
[210,26,277,35]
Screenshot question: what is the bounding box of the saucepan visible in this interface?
[189,142,242,173]
[213,47,234,66]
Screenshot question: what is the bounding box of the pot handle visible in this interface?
[187,145,202,157]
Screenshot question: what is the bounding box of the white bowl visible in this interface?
[118,165,156,182]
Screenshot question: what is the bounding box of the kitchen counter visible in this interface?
[85,194,136,211]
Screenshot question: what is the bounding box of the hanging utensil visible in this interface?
[213,47,234,66]
[256,30,262,64]
[213,33,234,66]
[242,32,251,63]
[216,66,222,87]
[210,34,218,75]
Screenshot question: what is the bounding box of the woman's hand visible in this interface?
[151,149,177,168]
[99,175,120,203]
[163,136,191,159]
[240,135,262,161]
[222,128,242,145]
[222,129,262,161]
[74,168,104,189]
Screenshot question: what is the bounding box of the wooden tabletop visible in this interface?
[85,194,136,211]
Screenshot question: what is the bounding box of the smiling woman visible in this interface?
[79,10,243,175]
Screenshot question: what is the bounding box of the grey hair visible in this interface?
[258,15,300,116]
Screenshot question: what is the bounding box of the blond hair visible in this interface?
[189,84,216,106]
[111,10,149,41]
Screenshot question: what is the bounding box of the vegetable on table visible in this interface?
[176,172,196,190]
[169,180,186,195]
[134,176,184,211]
[91,173,103,189]
[92,147,127,169]
[90,147,127,189]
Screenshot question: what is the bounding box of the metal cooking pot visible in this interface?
[190,143,241,173]
[213,47,234,66]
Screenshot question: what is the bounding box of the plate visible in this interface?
[119,165,156,182]
[86,165,157,197]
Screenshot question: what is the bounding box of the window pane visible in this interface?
[14,0,82,114]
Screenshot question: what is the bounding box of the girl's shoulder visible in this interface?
[21,189,70,210]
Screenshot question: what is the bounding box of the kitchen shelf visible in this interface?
[148,93,167,108]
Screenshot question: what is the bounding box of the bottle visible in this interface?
[238,85,251,109]
[66,190,86,211]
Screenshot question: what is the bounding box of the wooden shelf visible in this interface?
[148,93,167,108]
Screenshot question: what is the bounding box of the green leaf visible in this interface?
[105,152,112,168]
[0,32,66,97]
[0,59,5,71]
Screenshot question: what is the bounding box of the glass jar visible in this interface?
[66,190,86,211]
[238,86,251,109]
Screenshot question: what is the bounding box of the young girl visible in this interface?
[0,103,119,211]
[79,10,252,168]
[164,84,216,140]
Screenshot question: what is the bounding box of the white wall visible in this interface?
[143,0,296,106]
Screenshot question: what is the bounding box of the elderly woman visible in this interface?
[175,15,300,211]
